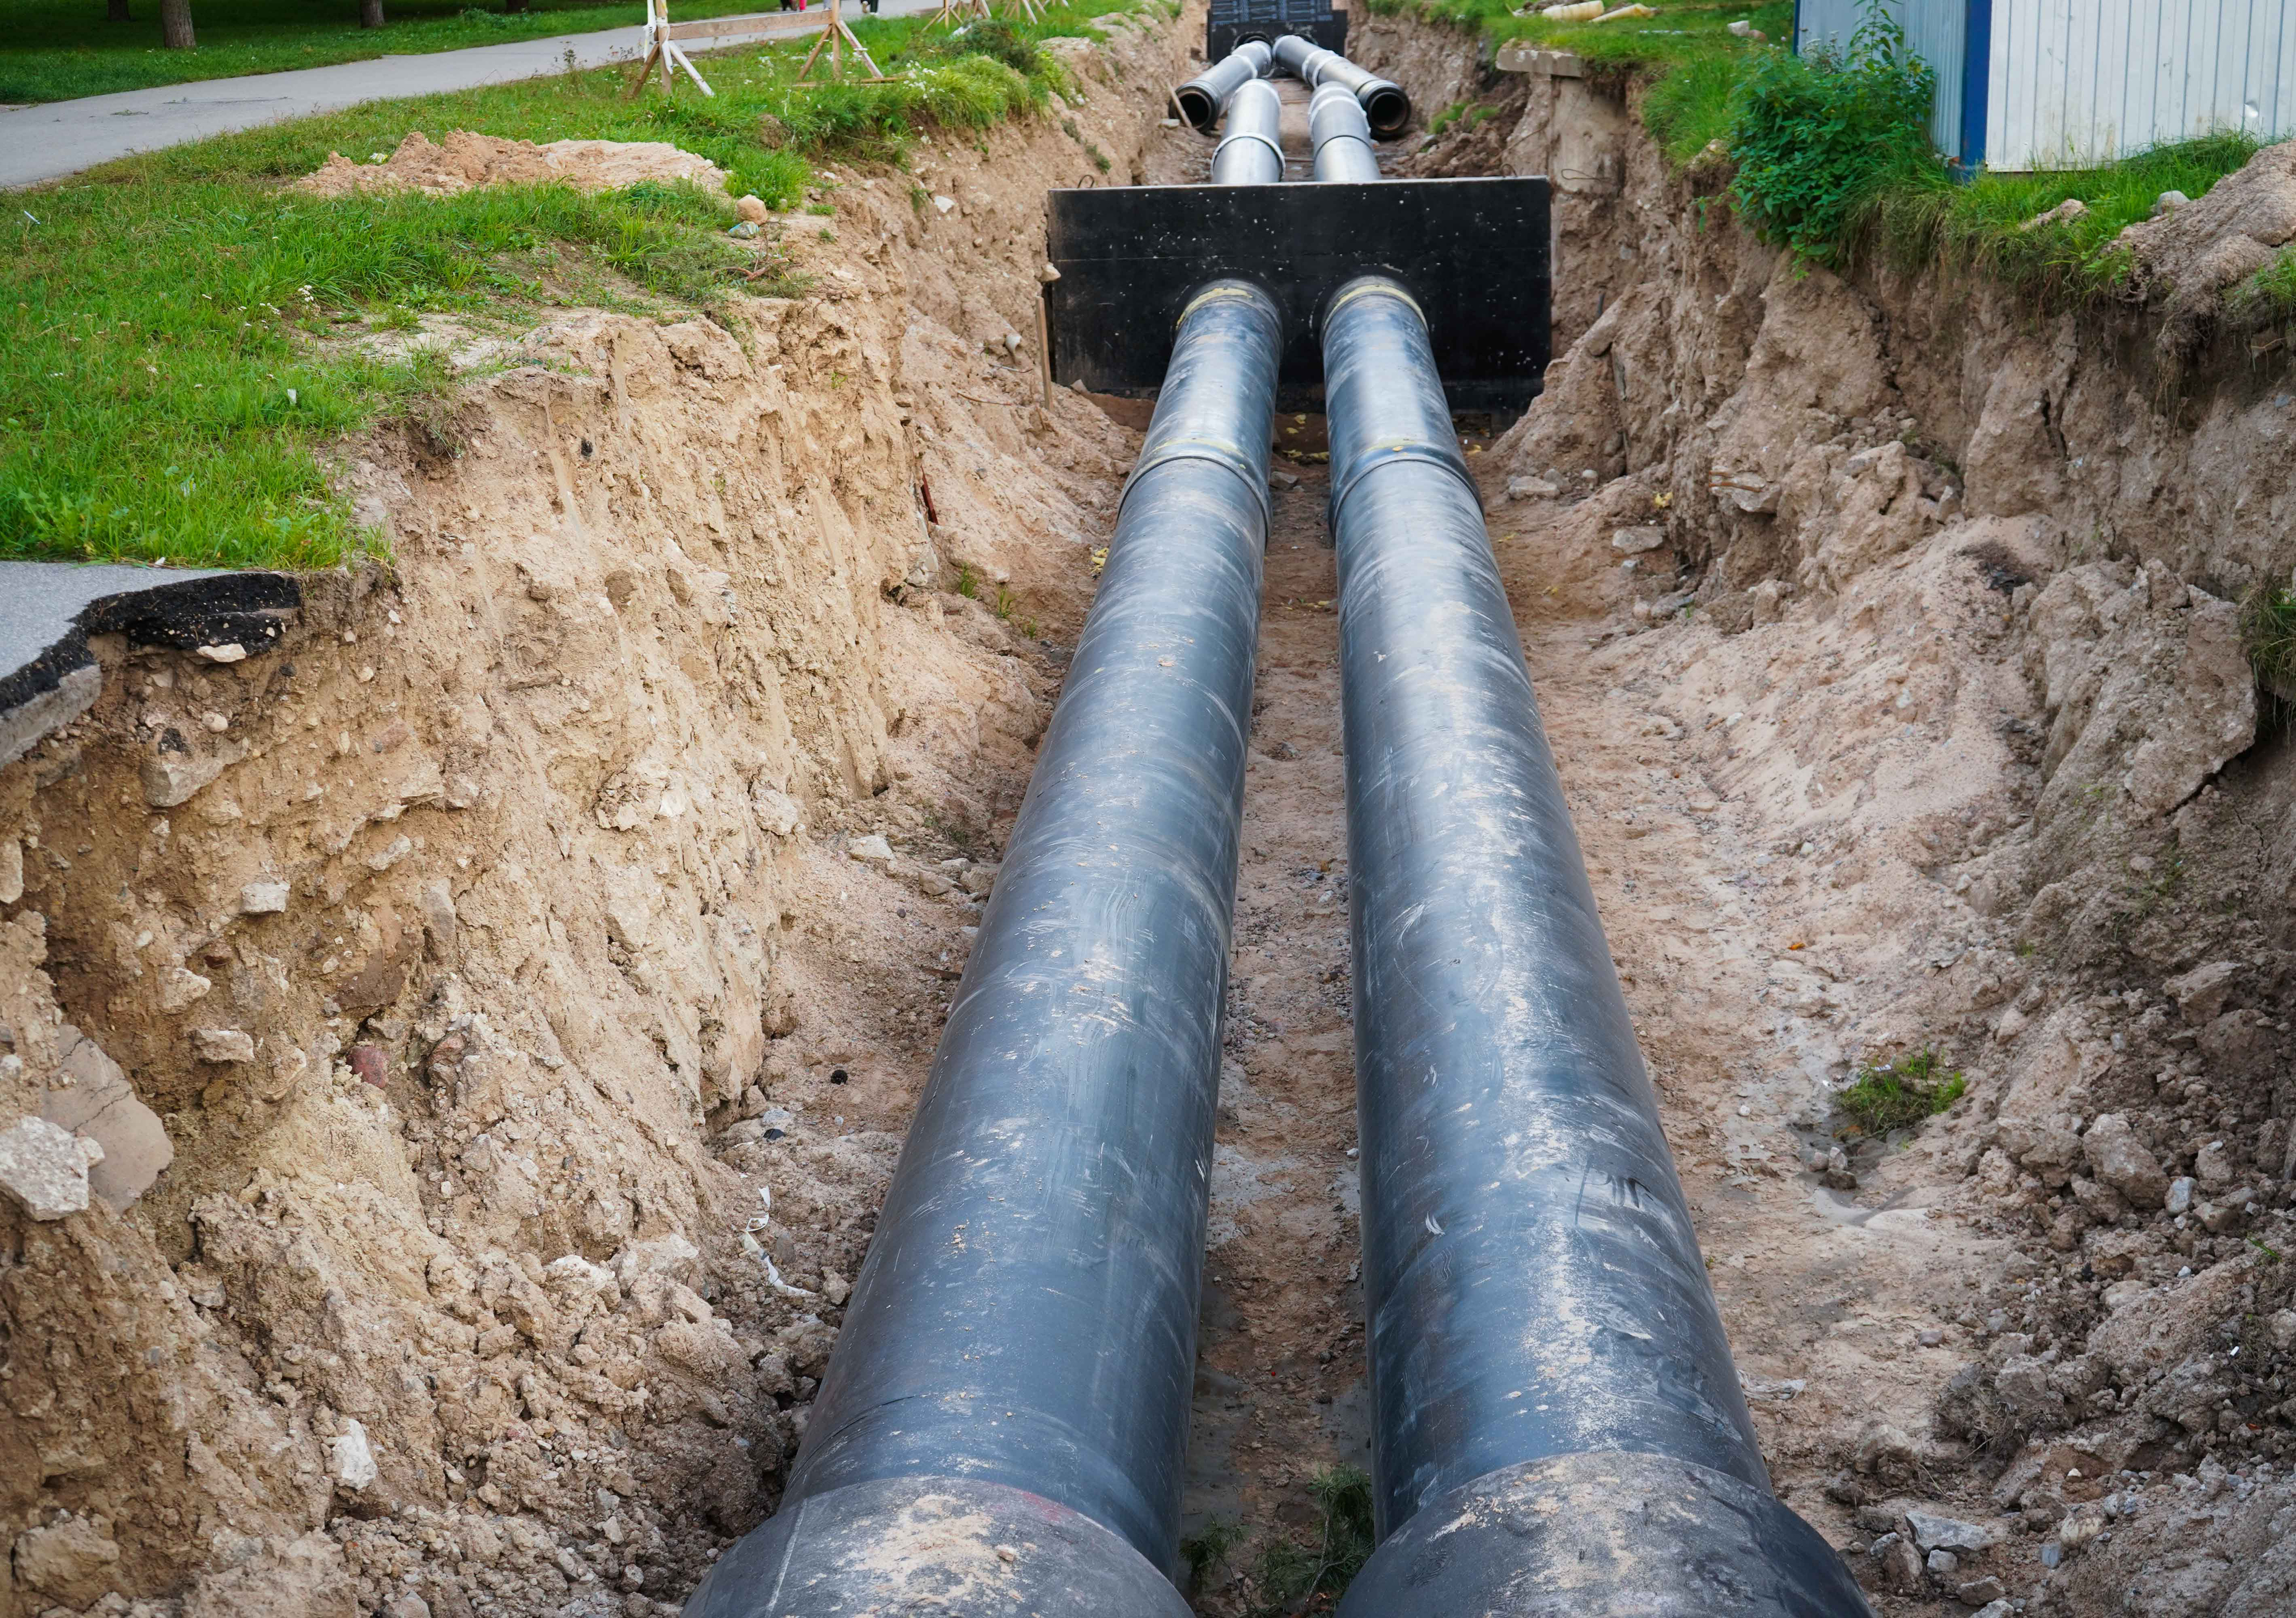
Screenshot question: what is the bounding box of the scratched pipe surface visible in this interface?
[1211,78,1287,185]
[1174,37,1273,133]
[1322,277,1874,1616]
[1269,34,1410,139]
[684,281,1281,1618]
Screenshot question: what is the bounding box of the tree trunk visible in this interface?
[159,0,193,48]
[502,0,529,11]
[359,0,383,27]
[107,0,132,23]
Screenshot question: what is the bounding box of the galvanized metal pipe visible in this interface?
[685,281,1283,1617]
[1174,37,1273,133]
[1306,82,1380,183]
[1320,275,1874,1616]
[1212,77,1287,185]
[1270,34,1410,139]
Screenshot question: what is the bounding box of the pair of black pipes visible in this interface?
[688,63,1868,1618]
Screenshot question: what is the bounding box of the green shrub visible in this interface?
[1837,1048,1965,1135]
[1724,3,1941,266]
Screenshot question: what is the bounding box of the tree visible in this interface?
[360,0,385,25]
[107,0,133,22]
[160,0,193,47]
[504,0,530,10]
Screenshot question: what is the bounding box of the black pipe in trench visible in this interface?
[1318,276,1876,1616]
[683,280,1283,1616]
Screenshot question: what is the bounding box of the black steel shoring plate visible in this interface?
[1043,176,1552,413]
[1205,0,1347,63]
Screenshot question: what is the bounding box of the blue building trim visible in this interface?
[1957,0,1991,169]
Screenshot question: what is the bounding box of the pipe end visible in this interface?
[685,1475,1193,1618]
[1336,1452,1875,1618]
[1359,83,1411,140]
[1173,85,1219,131]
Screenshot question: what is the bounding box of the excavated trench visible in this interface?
[9,6,2296,1617]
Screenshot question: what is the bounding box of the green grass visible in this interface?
[2241,583,2296,694]
[1370,0,1793,71]
[2,1,1139,568]
[0,0,815,104]
[2237,245,2296,324]
[1836,1048,1964,1136]
[1873,131,2267,306]
[1247,1464,1375,1616]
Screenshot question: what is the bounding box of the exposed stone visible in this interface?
[191,1027,257,1064]
[0,835,20,905]
[239,879,290,915]
[181,1531,355,1618]
[158,966,212,1012]
[1611,525,1667,554]
[2195,1138,2237,1182]
[330,1419,378,1489]
[847,833,894,864]
[42,1023,172,1209]
[2165,959,2240,1022]
[139,731,245,808]
[1905,1505,2001,1555]
[750,784,801,837]
[2019,196,2091,231]
[0,1117,101,1220]
[1872,1531,1924,1593]
[2026,565,2255,823]
[2166,1175,2196,1214]
[11,1514,121,1605]
[1957,1576,2007,1604]
[2083,1112,2169,1208]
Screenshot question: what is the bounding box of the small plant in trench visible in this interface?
[1179,1516,1242,1593]
[1247,1463,1375,1615]
[1837,1047,1964,1135]
[2241,583,2296,695]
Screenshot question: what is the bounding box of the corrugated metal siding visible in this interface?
[1793,0,1969,161]
[1987,0,2296,169]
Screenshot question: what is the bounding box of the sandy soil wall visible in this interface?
[0,11,1191,1617]
[1351,18,2296,1616]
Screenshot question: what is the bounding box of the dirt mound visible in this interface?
[0,13,1194,1617]
[2120,138,2296,359]
[296,130,732,200]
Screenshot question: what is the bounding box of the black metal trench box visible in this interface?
[1206,0,1348,61]
[1042,176,1552,413]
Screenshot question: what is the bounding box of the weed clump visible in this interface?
[1837,1048,1965,1135]
[1723,7,1940,266]
[2241,584,2296,696]
[1249,1464,1374,1615]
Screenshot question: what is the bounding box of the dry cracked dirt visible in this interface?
[7,5,2296,1617]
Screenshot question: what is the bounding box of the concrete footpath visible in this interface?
[2,0,939,191]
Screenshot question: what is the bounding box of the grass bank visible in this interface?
[1389,0,2282,311]
[1,4,1145,571]
[1,0,782,104]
